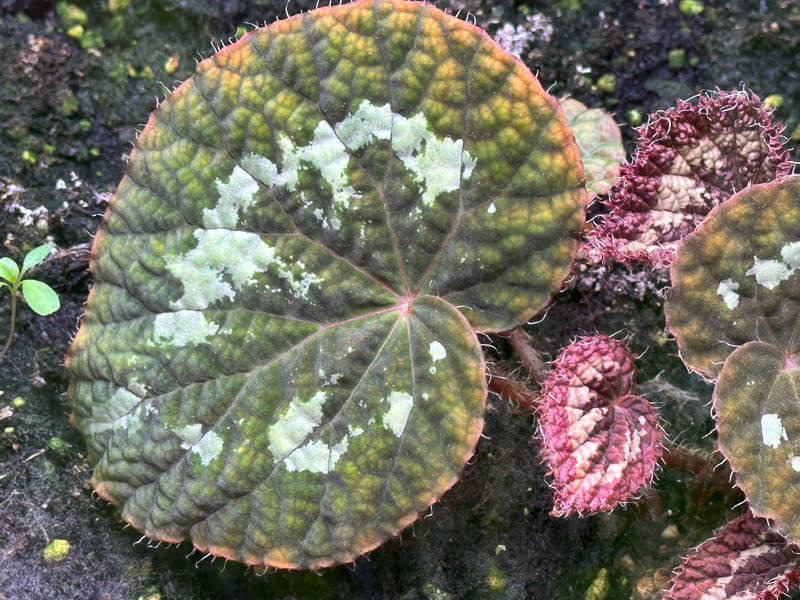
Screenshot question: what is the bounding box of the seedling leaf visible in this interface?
[666,176,800,378]
[21,243,53,274]
[560,97,624,202]
[21,279,60,315]
[0,257,19,284]
[587,90,791,268]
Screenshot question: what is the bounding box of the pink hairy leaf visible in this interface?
[538,335,663,516]
[586,90,791,269]
[666,511,800,600]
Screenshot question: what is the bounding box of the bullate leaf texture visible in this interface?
[666,511,800,600]
[538,335,662,516]
[66,0,586,569]
[666,176,800,379]
[560,97,624,203]
[586,90,791,268]
[667,176,800,543]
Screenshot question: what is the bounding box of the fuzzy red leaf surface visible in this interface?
[586,90,791,269]
[538,335,663,516]
[666,511,800,600]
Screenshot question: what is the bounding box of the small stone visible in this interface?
[661,524,680,539]
[43,538,70,562]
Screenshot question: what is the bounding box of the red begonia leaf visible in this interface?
[586,90,791,269]
[666,511,800,600]
[538,335,663,516]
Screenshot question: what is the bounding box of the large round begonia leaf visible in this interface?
[665,176,800,379]
[66,0,585,569]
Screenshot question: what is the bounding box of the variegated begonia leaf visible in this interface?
[666,511,800,600]
[667,177,800,546]
[560,97,624,202]
[538,335,663,516]
[665,176,800,379]
[586,90,791,269]
[66,0,586,569]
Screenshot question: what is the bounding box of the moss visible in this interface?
[596,73,616,93]
[678,0,704,16]
[667,48,686,70]
[42,539,70,562]
[584,568,610,600]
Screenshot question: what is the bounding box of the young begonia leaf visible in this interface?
[66,0,586,569]
[21,243,53,274]
[538,335,662,516]
[586,90,791,269]
[21,279,60,315]
[0,257,19,284]
[560,97,624,202]
[667,176,800,543]
[666,511,800,600]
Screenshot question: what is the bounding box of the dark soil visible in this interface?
[1,1,798,599]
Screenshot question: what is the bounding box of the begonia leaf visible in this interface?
[665,176,800,379]
[560,97,624,202]
[667,176,800,545]
[66,0,586,569]
[538,335,662,516]
[586,90,791,268]
[666,511,800,600]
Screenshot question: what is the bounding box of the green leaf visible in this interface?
[66,0,585,570]
[21,279,60,315]
[666,176,800,378]
[560,97,624,202]
[0,257,19,284]
[666,175,800,543]
[21,243,53,275]
[714,342,800,542]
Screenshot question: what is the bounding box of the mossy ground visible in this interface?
[0,1,798,599]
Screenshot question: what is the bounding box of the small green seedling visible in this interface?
[0,243,60,362]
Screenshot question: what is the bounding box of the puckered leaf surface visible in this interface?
[667,176,800,545]
[666,511,800,600]
[665,176,800,379]
[560,98,624,202]
[586,90,791,268]
[538,335,662,516]
[66,0,585,569]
